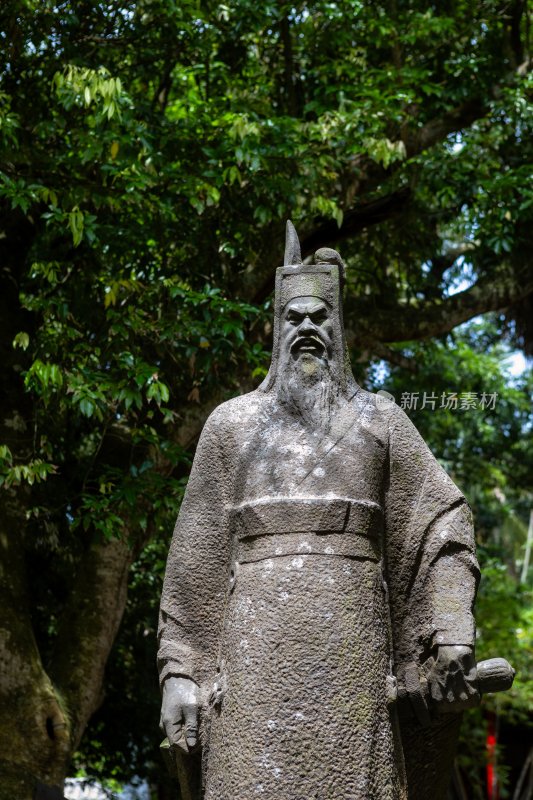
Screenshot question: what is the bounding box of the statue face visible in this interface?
[280,296,334,366]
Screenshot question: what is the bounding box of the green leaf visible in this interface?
[13,331,30,350]
[68,206,84,247]
[79,398,95,417]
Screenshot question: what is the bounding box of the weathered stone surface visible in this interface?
[158,222,484,800]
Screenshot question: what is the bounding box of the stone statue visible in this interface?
[158,223,513,800]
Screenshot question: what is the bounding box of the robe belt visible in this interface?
[229,497,382,563]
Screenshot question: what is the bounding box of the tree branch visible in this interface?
[300,188,411,255]
[77,35,129,45]
[349,332,418,371]
[279,16,297,116]
[251,188,411,303]
[244,90,493,305]
[508,0,526,67]
[403,97,486,157]
[427,243,477,287]
[352,266,533,344]
[245,46,533,306]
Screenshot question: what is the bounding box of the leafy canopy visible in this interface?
[0,0,531,793]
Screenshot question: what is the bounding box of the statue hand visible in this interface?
[427,645,479,711]
[160,676,200,750]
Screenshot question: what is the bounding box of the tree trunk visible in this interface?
[0,488,133,799]
[0,497,70,799]
[49,534,133,753]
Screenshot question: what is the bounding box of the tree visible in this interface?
[74,319,533,799]
[0,1,531,796]
[369,322,533,795]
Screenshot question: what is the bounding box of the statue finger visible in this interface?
[466,681,479,700]
[429,679,444,702]
[447,673,467,701]
[445,686,456,704]
[183,704,199,748]
[466,670,478,690]
[166,718,185,748]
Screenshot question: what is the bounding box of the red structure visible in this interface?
[487,713,498,800]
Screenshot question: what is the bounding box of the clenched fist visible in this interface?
[427,645,479,711]
[160,676,200,751]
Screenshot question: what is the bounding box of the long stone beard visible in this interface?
[276,355,341,434]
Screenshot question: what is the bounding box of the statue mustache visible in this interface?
[289,332,329,354]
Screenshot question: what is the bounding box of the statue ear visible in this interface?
[284,220,303,266]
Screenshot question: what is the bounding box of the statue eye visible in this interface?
[287,312,303,325]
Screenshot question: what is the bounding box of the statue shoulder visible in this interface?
[350,387,401,429]
[348,388,428,450]
[203,389,268,437]
[357,389,422,434]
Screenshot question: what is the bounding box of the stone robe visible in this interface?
[158,386,478,800]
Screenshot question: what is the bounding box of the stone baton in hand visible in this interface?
[399,655,515,727]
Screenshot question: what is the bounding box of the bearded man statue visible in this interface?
[157,222,490,800]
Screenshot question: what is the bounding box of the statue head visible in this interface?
[259,221,356,402]
[280,296,334,374]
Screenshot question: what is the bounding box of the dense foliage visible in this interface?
[374,326,533,797]
[0,1,531,798]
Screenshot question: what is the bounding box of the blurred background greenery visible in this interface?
[0,1,531,798]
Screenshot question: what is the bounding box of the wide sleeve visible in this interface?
[384,404,480,669]
[157,408,233,691]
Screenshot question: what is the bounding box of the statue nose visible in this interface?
[298,317,317,336]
